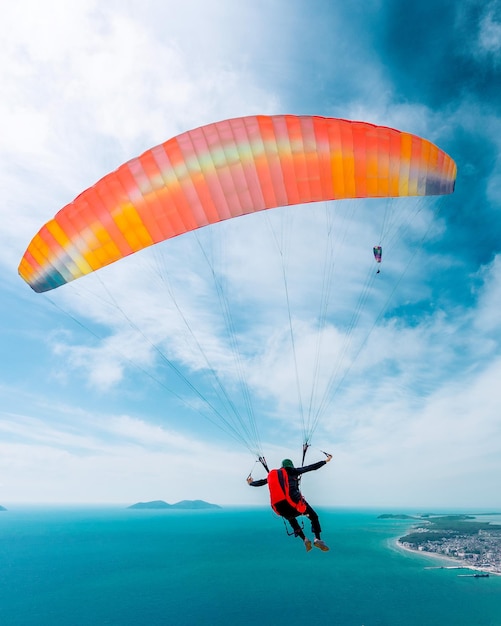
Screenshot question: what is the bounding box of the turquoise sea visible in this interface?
[1,507,500,626]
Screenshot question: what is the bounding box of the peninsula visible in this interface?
[128,499,221,510]
[381,513,501,575]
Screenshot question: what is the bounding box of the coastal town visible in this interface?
[381,514,501,575]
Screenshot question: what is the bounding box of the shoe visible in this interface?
[314,538,329,552]
[304,538,312,552]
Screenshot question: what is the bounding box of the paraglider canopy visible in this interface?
[19,115,456,294]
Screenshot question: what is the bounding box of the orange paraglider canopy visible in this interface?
[19,115,456,293]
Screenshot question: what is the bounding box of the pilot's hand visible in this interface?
[325,454,333,463]
[247,476,253,484]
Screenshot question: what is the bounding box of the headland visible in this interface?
[380,513,501,576]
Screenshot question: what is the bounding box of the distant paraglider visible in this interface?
[373,245,382,273]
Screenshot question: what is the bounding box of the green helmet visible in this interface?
[281,459,294,468]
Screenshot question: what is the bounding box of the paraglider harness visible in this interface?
[268,467,307,536]
[268,467,307,516]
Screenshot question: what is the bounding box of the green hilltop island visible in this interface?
[379,513,501,576]
[128,500,221,510]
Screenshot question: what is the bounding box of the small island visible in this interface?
[381,513,501,575]
[0,505,6,511]
[128,499,221,510]
[378,514,417,520]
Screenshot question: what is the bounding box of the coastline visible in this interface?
[394,537,501,576]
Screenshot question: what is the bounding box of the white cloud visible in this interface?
[313,352,501,508]
[2,0,501,508]
[478,5,501,58]
[0,406,291,504]
[0,0,280,276]
[473,254,501,334]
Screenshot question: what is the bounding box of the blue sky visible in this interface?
[1,0,501,507]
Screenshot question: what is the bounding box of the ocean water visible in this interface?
[1,507,500,626]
